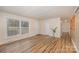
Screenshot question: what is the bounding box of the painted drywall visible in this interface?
[0,12,39,45]
[0,6,75,19]
[39,19,45,34]
[61,19,70,33]
[39,18,61,38]
[0,11,61,45]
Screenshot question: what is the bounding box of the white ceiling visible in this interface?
[0,6,77,19]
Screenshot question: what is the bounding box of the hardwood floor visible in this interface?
[0,34,76,53]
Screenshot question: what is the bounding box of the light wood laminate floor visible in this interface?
[0,34,76,53]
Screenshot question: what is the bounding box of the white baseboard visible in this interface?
[71,39,78,53]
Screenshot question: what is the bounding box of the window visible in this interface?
[7,19,20,36]
[21,21,29,34]
[7,19,29,37]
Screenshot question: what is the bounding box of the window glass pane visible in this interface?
[7,19,20,36]
[21,21,29,27]
[7,19,19,27]
[21,27,29,34]
[7,28,19,36]
[21,21,29,34]
[7,19,29,36]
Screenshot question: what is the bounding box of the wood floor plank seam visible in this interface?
[0,34,76,53]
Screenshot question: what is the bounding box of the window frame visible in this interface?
[6,18,29,38]
[21,20,29,34]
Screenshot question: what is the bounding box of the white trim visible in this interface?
[71,39,78,53]
[6,17,30,39]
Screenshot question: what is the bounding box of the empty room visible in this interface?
[0,6,79,53]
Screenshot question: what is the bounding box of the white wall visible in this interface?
[39,19,45,34]
[61,19,70,33]
[0,12,39,45]
[39,18,61,38]
[0,11,61,45]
